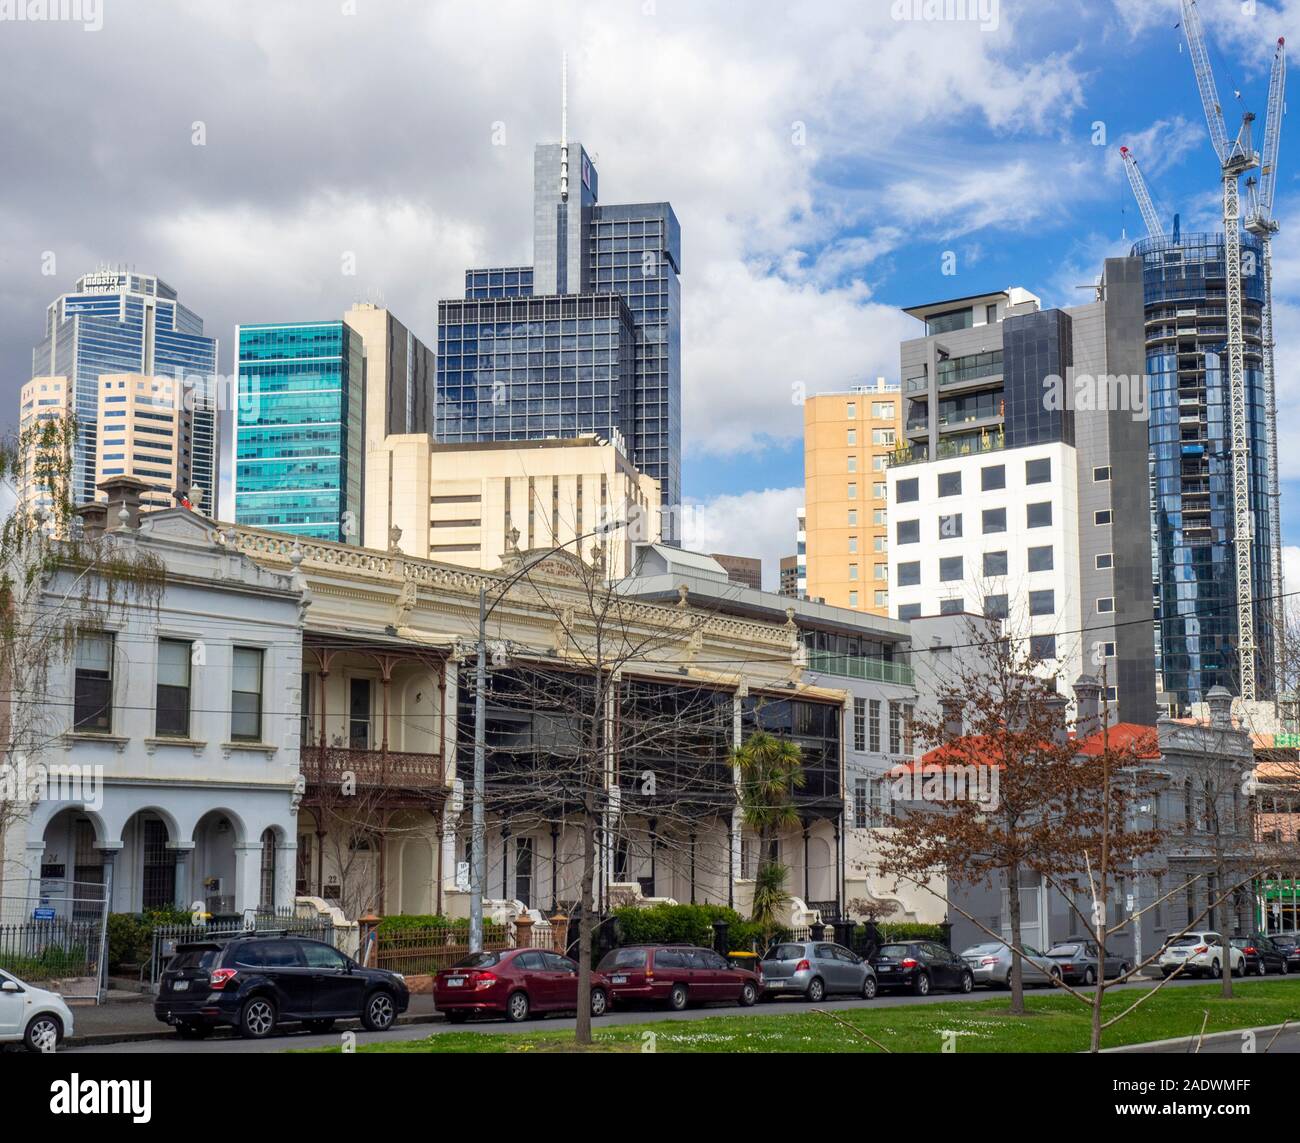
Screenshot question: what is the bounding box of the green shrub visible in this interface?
[375,914,507,938]
[0,944,87,982]
[106,907,203,971]
[611,903,755,951]
[856,921,948,944]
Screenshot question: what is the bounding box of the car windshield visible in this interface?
[169,947,221,970]
[877,945,911,958]
[763,944,806,961]
[450,951,500,969]
[599,949,647,970]
[1047,944,1082,956]
[1169,937,1202,947]
[961,943,1006,956]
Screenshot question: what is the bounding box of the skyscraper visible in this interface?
[436,137,682,532]
[29,270,218,508]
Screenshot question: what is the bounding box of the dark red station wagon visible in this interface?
[433,948,611,1023]
[597,944,759,1010]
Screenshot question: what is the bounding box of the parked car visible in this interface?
[1231,934,1288,977]
[872,941,974,996]
[960,941,1062,989]
[0,968,74,1052]
[1156,932,1245,979]
[1266,932,1300,972]
[435,948,610,1023]
[1043,939,1131,985]
[596,944,759,1010]
[758,940,877,1001]
[155,934,409,1039]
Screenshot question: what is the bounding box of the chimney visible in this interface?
[1043,691,1069,745]
[75,502,109,539]
[1073,674,1102,740]
[1205,685,1234,730]
[95,476,151,530]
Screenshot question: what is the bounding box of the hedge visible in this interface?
[855,922,948,944]
[106,908,194,971]
[611,904,764,952]
[375,914,507,937]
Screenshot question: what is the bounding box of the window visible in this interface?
[1027,501,1052,528]
[888,702,902,754]
[1025,457,1051,484]
[939,556,963,581]
[853,697,866,751]
[873,483,886,500]
[854,777,869,829]
[231,647,265,742]
[1029,634,1056,661]
[1096,597,1115,614]
[869,699,881,752]
[1028,545,1054,573]
[846,402,856,419]
[898,561,921,586]
[982,508,1006,534]
[872,428,895,447]
[260,829,278,910]
[847,429,856,445]
[1095,552,1114,570]
[873,535,887,553]
[74,631,114,732]
[1097,641,1116,658]
[349,677,372,748]
[1104,685,1117,703]
[302,941,349,970]
[874,563,888,581]
[872,455,887,473]
[984,594,1009,619]
[939,598,964,615]
[873,509,887,525]
[847,482,857,500]
[1029,589,1055,617]
[848,535,859,554]
[849,563,859,580]
[848,591,858,608]
[874,589,889,607]
[983,550,1008,576]
[897,519,919,544]
[847,455,858,473]
[873,402,894,419]
[896,478,918,503]
[847,509,858,526]
[981,465,1005,491]
[898,602,922,621]
[1094,509,1112,526]
[938,471,961,497]
[156,638,193,738]
[938,513,962,539]
[1093,466,1111,482]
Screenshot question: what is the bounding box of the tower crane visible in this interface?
[1180,0,1262,700]
[1119,146,1166,239]
[1245,37,1286,703]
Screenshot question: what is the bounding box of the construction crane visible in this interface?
[1180,0,1262,700]
[1119,146,1166,239]
[1245,37,1287,705]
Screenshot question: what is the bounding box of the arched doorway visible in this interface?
[192,811,242,916]
[120,810,179,913]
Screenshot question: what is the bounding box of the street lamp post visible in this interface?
[467,520,625,953]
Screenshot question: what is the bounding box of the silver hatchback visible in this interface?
[759,941,877,1002]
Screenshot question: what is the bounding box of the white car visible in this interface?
[0,969,74,1052]
[1157,932,1245,980]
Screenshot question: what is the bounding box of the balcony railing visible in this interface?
[806,650,914,687]
[936,430,1004,459]
[301,745,446,791]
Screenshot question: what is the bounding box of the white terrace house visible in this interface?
[0,479,307,922]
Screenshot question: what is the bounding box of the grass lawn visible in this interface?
[312,981,1300,1054]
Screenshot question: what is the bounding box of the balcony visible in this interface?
[806,650,914,687]
[301,745,447,794]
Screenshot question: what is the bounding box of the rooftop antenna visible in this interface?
[560,51,569,201]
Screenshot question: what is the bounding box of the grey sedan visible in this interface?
[960,941,1061,989]
[759,941,877,1002]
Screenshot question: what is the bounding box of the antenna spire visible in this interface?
[560,51,569,201]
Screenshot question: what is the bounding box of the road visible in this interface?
[62,971,1300,1055]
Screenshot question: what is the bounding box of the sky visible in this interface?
[2,0,1299,589]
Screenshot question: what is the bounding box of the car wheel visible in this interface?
[590,988,609,1017]
[1282,960,1289,976]
[303,1018,335,1034]
[174,1022,211,1040]
[668,983,689,1012]
[1050,967,1063,987]
[960,970,974,994]
[1257,959,1268,977]
[23,1013,62,1053]
[1120,962,1132,979]
[505,990,531,1023]
[806,976,826,1003]
[239,996,277,1039]
[861,975,878,1000]
[913,972,931,997]
[1083,967,1097,986]
[739,981,757,1007]
[444,1010,470,1024]
[1210,959,1222,979]
[362,990,397,1031]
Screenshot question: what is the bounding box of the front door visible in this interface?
[233,940,313,1019]
[515,838,534,909]
[512,950,553,1009]
[349,678,372,749]
[544,952,579,1009]
[302,941,365,1016]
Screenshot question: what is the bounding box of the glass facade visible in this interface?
[1133,232,1272,705]
[1002,309,1074,448]
[234,321,363,542]
[31,272,218,505]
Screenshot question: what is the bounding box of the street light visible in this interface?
[468,518,628,953]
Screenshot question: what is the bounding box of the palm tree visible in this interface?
[733,728,804,944]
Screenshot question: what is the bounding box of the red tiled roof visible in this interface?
[1073,722,1159,759]
[908,722,1160,767]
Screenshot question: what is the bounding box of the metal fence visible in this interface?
[370,925,512,976]
[0,879,109,1002]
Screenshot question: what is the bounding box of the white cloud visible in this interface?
[683,486,804,591]
[1285,544,1300,594]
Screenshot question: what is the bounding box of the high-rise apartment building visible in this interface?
[436,140,681,531]
[779,554,799,597]
[1133,232,1274,710]
[710,552,762,591]
[803,380,902,614]
[28,270,218,507]
[887,262,1157,726]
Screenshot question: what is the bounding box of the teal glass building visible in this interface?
[234,321,363,543]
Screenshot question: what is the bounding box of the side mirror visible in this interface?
[1,980,20,993]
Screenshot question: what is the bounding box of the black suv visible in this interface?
[154,934,409,1040]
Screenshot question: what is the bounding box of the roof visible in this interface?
[908,722,1160,768]
[1073,722,1160,759]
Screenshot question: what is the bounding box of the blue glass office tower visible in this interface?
[1135,232,1274,707]
[436,141,682,528]
[234,322,363,543]
[30,270,218,506]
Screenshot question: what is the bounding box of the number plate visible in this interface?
[172,980,189,992]
[611,974,628,984]
[767,980,784,988]
[446,977,465,988]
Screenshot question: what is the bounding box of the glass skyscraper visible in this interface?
[30,270,218,506]
[435,141,682,526]
[1135,231,1274,707]
[234,321,364,543]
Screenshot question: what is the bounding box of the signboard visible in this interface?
[1272,733,1300,748]
[581,152,592,192]
[77,271,121,296]
[456,861,470,892]
[32,908,56,922]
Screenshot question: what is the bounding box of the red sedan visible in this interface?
[596,944,759,1010]
[433,948,611,1023]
